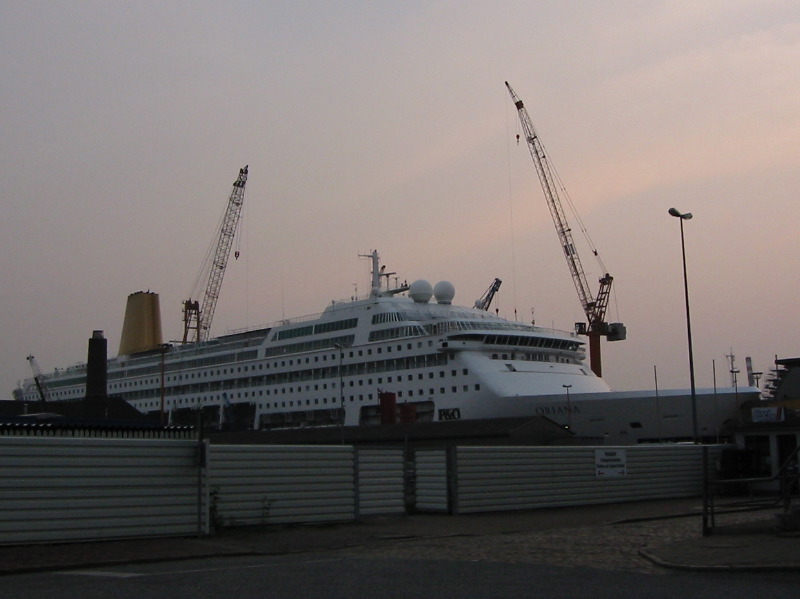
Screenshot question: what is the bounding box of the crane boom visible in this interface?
[183,165,249,344]
[505,82,599,318]
[26,355,52,403]
[475,278,502,311]
[506,82,623,376]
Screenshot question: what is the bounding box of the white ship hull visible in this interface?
[15,251,753,442]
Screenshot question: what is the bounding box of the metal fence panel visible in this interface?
[209,445,356,526]
[0,437,204,544]
[414,449,450,512]
[453,445,724,514]
[356,448,406,516]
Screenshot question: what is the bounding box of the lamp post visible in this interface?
[334,344,345,443]
[668,207,698,444]
[731,367,740,408]
[562,384,572,430]
[159,343,170,426]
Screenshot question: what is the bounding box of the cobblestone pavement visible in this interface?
[338,509,776,574]
[1,499,795,575]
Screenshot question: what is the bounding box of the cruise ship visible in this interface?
[16,250,755,441]
[15,251,612,422]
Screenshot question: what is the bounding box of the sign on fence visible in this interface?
[595,449,627,477]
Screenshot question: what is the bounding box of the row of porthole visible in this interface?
[133,383,482,412]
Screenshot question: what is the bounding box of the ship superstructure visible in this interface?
[16,250,611,429]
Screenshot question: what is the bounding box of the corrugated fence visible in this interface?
[0,437,724,544]
[0,437,205,544]
[209,446,407,526]
[415,445,723,514]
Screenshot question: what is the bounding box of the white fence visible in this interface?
[0,436,726,544]
[356,448,407,516]
[209,446,407,526]
[0,437,205,544]
[415,445,723,514]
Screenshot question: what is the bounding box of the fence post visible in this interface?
[702,445,711,536]
[446,446,459,515]
[353,446,361,520]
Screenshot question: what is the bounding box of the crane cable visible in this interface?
[504,90,520,322]
[187,203,229,301]
[535,133,608,276]
[508,98,617,321]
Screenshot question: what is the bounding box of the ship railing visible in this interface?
[225,310,327,337]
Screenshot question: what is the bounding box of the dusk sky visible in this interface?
[2,1,799,398]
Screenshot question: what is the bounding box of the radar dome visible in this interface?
[433,281,455,304]
[409,279,433,303]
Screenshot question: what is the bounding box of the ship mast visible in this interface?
[361,250,409,297]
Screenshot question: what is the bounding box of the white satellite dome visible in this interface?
[433,280,455,304]
[408,279,433,303]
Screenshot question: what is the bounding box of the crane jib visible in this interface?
[505,81,625,376]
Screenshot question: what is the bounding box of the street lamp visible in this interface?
[159,343,170,427]
[668,207,698,444]
[334,344,345,442]
[731,367,740,408]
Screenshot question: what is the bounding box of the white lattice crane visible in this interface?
[505,82,625,376]
[182,165,249,344]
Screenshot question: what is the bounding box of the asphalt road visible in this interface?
[4,553,800,599]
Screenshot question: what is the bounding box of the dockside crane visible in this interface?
[475,278,502,312]
[26,355,52,403]
[505,82,625,376]
[182,165,249,344]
